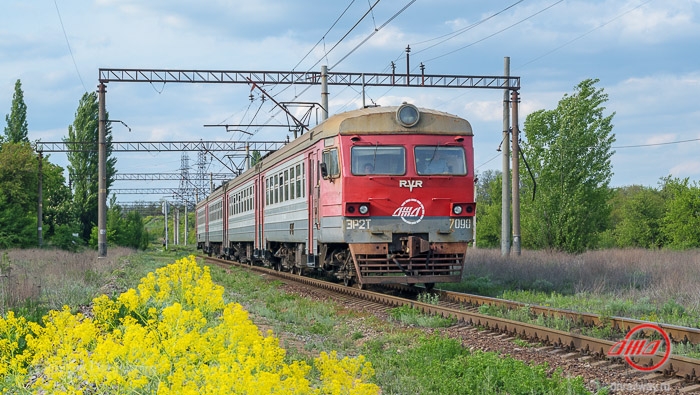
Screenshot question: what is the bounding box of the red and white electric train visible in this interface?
[196,103,475,288]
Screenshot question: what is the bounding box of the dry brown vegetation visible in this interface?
[0,247,134,315]
[2,246,699,326]
[463,248,700,314]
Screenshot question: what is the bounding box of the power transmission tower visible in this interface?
[196,150,208,202]
[179,153,191,208]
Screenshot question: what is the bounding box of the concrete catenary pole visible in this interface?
[163,201,168,250]
[501,57,511,257]
[37,151,43,247]
[321,65,329,121]
[511,90,521,255]
[98,83,107,258]
[174,208,179,245]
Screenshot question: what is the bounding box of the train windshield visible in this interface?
[415,146,467,175]
[351,146,406,175]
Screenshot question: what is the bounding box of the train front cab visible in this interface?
[323,105,475,287]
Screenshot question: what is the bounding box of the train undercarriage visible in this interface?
[203,235,466,289]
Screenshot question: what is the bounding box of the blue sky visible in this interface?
[2,0,699,204]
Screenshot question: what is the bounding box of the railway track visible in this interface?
[436,290,700,345]
[203,255,700,392]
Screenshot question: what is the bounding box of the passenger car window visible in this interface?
[351,146,406,175]
[415,146,467,175]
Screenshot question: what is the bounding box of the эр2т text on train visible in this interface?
[196,103,475,289]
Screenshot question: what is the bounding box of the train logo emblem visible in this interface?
[399,179,423,192]
[392,199,425,224]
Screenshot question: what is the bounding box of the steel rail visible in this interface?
[438,290,700,345]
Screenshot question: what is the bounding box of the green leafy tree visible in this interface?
[65,92,117,242]
[4,79,29,143]
[610,185,665,248]
[659,176,700,249]
[91,197,148,250]
[474,170,503,248]
[0,142,38,247]
[250,150,262,166]
[41,158,80,249]
[520,79,615,253]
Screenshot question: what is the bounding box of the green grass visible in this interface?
[206,262,598,394]
[388,305,456,327]
[363,333,592,395]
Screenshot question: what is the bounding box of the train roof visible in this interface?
[332,105,472,136]
[197,105,472,204]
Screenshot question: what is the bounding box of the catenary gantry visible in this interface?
[94,66,521,257]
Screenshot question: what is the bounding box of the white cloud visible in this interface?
[644,134,678,146]
[669,161,700,178]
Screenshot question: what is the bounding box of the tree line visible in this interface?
[475,79,700,253]
[1,80,148,251]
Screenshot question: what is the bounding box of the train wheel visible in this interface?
[343,276,353,287]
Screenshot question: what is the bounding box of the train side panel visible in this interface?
[226,180,255,242]
[261,154,309,244]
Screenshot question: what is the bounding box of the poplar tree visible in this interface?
[520,79,615,253]
[4,79,29,143]
[65,92,117,241]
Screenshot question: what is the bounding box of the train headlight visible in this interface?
[452,205,463,215]
[359,204,369,215]
[396,103,420,128]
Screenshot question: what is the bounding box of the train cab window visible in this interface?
[351,146,405,175]
[322,148,340,179]
[415,146,467,175]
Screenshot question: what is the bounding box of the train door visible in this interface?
[307,151,319,265]
[222,191,228,256]
[255,175,264,257]
[204,203,210,253]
